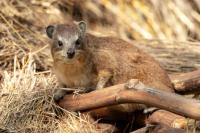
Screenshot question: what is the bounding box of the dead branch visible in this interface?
[170,70,200,94]
[88,108,191,129]
[146,110,188,128]
[58,79,200,120]
[131,124,186,133]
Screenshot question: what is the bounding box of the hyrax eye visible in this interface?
[75,39,81,46]
[58,41,63,47]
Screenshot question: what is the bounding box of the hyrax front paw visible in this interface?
[54,89,67,102]
[125,79,145,90]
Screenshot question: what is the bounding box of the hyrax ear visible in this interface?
[78,21,86,36]
[46,25,54,39]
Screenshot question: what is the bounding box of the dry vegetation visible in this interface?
[0,0,200,133]
[0,56,102,133]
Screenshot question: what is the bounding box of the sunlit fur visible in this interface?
[51,23,85,64]
[48,22,174,114]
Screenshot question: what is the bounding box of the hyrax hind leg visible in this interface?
[96,70,112,90]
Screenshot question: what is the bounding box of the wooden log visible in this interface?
[82,110,190,132]
[170,70,200,94]
[131,124,186,133]
[146,110,188,128]
[58,79,200,120]
[57,70,200,130]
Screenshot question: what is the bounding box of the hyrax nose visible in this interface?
[67,48,75,59]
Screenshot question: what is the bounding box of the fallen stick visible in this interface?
[58,79,200,120]
[170,70,200,94]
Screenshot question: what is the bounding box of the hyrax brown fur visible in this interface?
[46,21,174,112]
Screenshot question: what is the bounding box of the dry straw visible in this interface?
[0,55,101,133]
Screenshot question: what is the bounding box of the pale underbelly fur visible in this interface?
[53,65,95,88]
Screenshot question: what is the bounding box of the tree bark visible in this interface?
[58,79,200,120]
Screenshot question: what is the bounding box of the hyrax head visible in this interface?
[46,21,86,62]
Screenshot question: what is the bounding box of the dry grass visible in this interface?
[0,0,200,132]
[100,0,200,41]
[0,56,102,133]
[0,1,103,132]
[0,0,200,71]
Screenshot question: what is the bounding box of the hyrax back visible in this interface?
[86,34,173,92]
[46,21,174,110]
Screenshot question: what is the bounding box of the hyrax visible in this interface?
[46,21,174,112]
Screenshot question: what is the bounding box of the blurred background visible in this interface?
[0,0,200,73]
